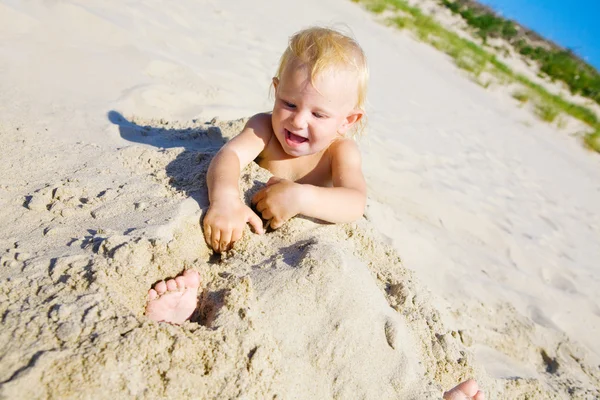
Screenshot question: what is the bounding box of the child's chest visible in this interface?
[256,146,333,187]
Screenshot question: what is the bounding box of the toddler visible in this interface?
[147,25,367,324]
[145,26,483,400]
[147,25,368,324]
[203,26,368,253]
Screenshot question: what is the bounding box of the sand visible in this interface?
[1,0,599,399]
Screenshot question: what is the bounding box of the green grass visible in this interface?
[365,1,387,13]
[514,75,599,126]
[512,91,530,103]
[388,16,409,29]
[584,131,600,153]
[384,4,491,77]
[439,1,600,106]
[534,103,559,123]
[476,79,492,89]
[354,0,600,154]
[454,54,485,76]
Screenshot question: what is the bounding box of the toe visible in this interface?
[474,390,485,400]
[443,379,479,400]
[459,379,479,397]
[166,279,177,291]
[148,289,158,301]
[155,280,167,294]
[183,269,201,288]
[175,276,187,290]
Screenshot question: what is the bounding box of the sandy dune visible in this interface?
[1,0,599,398]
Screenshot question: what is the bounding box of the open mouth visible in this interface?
[285,129,308,145]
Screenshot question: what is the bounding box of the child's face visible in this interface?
[271,62,362,157]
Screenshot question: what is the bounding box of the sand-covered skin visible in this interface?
[1,0,600,398]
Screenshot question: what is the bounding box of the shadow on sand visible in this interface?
[107,110,230,209]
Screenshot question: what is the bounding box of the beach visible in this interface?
[1,0,599,398]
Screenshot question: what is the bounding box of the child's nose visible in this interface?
[291,112,308,129]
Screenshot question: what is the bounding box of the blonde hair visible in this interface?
[275,26,369,135]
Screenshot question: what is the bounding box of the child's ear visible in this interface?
[272,77,280,91]
[338,110,364,134]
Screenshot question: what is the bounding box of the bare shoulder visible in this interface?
[223,113,273,166]
[244,112,274,141]
[329,138,365,191]
[328,137,362,164]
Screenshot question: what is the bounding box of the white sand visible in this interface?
[1,0,599,398]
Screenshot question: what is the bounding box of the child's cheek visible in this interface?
[273,107,284,120]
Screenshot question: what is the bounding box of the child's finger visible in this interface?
[266,176,282,186]
[220,230,232,252]
[246,210,264,234]
[212,229,221,252]
[251,188,266,205]
[203,224,212,246]
[270,217,284,230]
[254,199,267,213]
[261,209,274,220]
[231,227,243,243]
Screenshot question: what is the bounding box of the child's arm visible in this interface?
[251,139,366,229]
[203,114,272,252]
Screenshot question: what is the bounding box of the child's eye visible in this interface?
[282,100,296,109]
[313,112,326,119]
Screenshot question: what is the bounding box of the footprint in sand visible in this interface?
[146,269,201,324]
[384,317,402,350]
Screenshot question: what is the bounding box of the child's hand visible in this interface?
[252,177,304,230]
[203,198,264,253]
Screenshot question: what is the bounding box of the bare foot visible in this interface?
[145,269,200,324]
[443,379,485,400]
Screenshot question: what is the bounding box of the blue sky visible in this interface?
[477,0,600,70]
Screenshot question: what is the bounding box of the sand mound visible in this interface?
[1,118,489,399]
[2,106,599,398]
